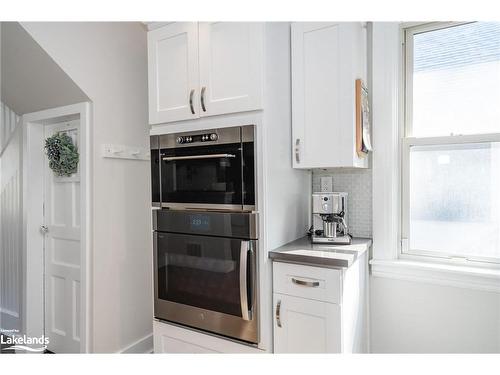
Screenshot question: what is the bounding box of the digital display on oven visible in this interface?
[189,214,211,231]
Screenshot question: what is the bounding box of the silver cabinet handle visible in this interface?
[200,86,207,112]
[189,89,195,114]
[276,300,282,328]
[40,225,49,234]
[239,241,251,321]
[292,278,320,287]
[295,138,300,163]
[163,153,236,162]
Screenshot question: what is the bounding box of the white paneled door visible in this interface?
[148,22,200,124]
[198,22,263,117]
[43,120,81,353]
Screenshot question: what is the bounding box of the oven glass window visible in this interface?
[161,143,243,206]
[156,232,251,317]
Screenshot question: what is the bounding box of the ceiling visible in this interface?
[1,22,89,115]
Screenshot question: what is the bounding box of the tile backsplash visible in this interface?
[312,169,372,238]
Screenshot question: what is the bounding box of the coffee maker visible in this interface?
[311,192,351,244]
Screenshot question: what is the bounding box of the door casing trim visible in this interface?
[22,102,92,353]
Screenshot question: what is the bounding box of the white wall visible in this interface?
[263,22,311,251]
[370,277,500,353]
[1,101,20,152]
[21,22,151,353]
[369,22,500,354]
[1,22,89,115]
[262,22,312,351]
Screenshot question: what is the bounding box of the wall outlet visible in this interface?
[320,176,333,192]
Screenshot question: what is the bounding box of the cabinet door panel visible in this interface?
[148,23,200,124]
[273,293,341,353]
[291,22,367,168]
[198,22,263,117]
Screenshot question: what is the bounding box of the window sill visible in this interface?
[370,259,500,293]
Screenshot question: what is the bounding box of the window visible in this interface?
[402,22,500,264]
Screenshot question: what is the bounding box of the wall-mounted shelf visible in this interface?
[102,144,150,161]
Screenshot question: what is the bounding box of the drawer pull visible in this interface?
[291,278,320,287]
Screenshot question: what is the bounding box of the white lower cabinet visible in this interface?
[272,258,368,353]
[153,320,263,354]
[273,293,341,353]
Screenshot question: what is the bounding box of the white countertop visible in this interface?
[268,236,372,268]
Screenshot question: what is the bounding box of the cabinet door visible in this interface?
[198,22,263,117]
[148,22,200,124]
[273,293,341,353]
[291,22,366,168]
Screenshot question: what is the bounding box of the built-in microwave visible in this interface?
[150,125,255,211]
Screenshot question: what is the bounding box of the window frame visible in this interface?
[401,21,500,266]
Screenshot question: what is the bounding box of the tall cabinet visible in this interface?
[291,22,368,169]
[148,22,263,124]
[148,23,312,353]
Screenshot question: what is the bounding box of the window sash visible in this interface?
[403,22,477,138]
[401,136,500,265]
[401,22,500,266]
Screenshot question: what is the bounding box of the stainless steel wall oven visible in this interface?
[150,125,259,344]
[151,125,255,211]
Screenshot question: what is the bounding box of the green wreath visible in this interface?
[45,132,79,177]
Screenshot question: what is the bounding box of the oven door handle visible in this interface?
[162,154,236,162]
[240,240,252,321]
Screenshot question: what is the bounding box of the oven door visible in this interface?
[153,231,258,344]
[161,143,244,210]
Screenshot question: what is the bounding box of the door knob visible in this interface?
[40,225,49,234]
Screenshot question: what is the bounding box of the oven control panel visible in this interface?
[176,133,218,144]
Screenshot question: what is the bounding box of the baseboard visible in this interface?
[118,333,153,354]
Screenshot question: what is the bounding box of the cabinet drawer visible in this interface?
[273,262,341,304]
[153,320,263,353]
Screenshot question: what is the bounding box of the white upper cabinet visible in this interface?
[148,22,263,125]
[198,22,263,117]
[148,23,200,124]
[291,22,368,169]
